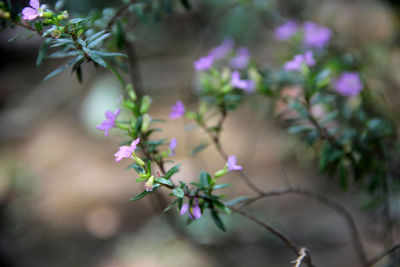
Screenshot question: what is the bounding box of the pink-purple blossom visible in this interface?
[169,101,185,119]
[22,0,45,21]
[114,138,140,162]
[274,20,299,41]
[230,71,255,92]
[333,72,363,97]
[209,39,234,60]
[194,54,214,71]
[180,198,202,220]
[284,51,316,72]
[169,138,177,156]
[230,47,250,69]
[303,22,332,49]
[96,108,120,137]
[227,155,242,172]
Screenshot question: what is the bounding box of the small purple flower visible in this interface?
[169,138,177,156]
[334,72,363,97]
[303,22,332,49]
[180,198,202,220]
[144,176,154,192]
[114,138,140,162]
[230,47,250,69]
[22,0,45,21]
[169,101,185,119]
[230,71,255,92]
[227,155,242,172]
[96,108,120,137]
[284,50,316,72]
[209,39,234,60]
[194,54,214,71]
[274,20,299,41]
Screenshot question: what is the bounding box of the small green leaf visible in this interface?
[43,55,84,81]
[163,199,179,212]
[88,51,107,68]
[165,163,181,179]
[211,210,227,232]
[225,196,250,206]
[155,178,173,186]
[213,183,232,190]
[36,38,51,66]
[172,187,184,198]
[129,190,150,202]
[190,143,209,155]
[126,163,145,174]
[200,171,211,188]
[287,125,312,134]
[88,33,111,48]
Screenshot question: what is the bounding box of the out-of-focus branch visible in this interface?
[231,207,315,267]
[368,242,400,266]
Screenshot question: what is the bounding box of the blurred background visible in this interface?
[1,0,400,266]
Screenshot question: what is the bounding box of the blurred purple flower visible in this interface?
[114,138,140,162]
[209,39,234,60]
[230,47,250,69]
[22,0,44,20]
[334,72,363,97]
[274,20,298,41]
[194,54,214,71]
[144,176,154,192]
[303,22,332,49]
[169,138,177,156]
[284,50,315,72]
[227,155,242,172]
[96,108,120,137]
[180,198,202,220]
[230,71,255,92]
[169,101,185,119]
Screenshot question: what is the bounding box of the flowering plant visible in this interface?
[1,1,399,266]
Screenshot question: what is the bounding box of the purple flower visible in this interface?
[209,39,234,60]
[22,0,45,21]
[227,155,242,172]
[169,101,185,119]
[303,22,332,49]
[96,108,120,137]
[274,20,299,41]
[230,47,250,69]
[284,50,316,72]
[194,54,214,71]
[169,138,177,156]
[180,198,202,220]
[144,175,154,192]
[334,72,363,97]
[114,138,140,162]
[230,71,255,92]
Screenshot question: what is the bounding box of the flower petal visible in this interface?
[22,7,38,20]
[30,0,40,9]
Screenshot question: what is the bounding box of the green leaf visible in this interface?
[155,178,174,186]
[211,210,227,232]
[287,125,312,134]
[129,190,150,202]
[163,199,179,212]
[106,62,125,87]
[288,100,308,118]
[172,187,184,198]
[88,51,107,68]
[36,38,51,66]
[86,30,107,43]
[91,50,126,57]
[190,143,209,155]
[43,55,84,81]
[165,163,181,179]
[200,171,211,188]
[88,33,111,48]
[47,50,83,58]
[126,163,145,174]
[225,196,250,206]
[190,182,203,188]
[213,183,232,190]
[69,18,87,24]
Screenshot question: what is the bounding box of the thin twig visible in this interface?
[368,242,400,265]
[231,207,315,267]
[239,188,368,267]
[106,0,136,30]
[293,247,307,267]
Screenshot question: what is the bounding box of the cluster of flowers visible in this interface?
[193,39,255,92]
[275,20,363,97]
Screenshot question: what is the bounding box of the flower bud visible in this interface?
[214,166,228,178]
[125,84,137,101]
[43,11,54,18]
[198,101,207,117]
[123,100,135,110]
[144,175,155,192]
[139,95,152,114]
[51,30,61,38]
[141,114,151,132]
[134,155,145,166]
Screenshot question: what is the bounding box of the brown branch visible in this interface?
[368,242,400,266]
[106,0,137,31]
[240,188,369,267]
[231,207,315,267]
